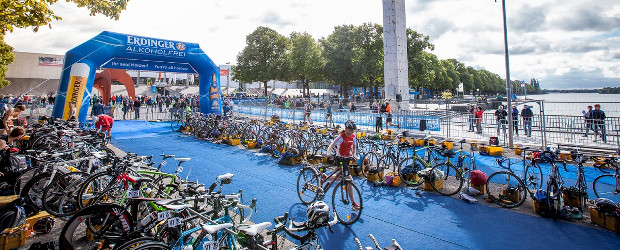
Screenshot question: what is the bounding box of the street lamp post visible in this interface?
[225,62,231,97]
[499,0,513,147]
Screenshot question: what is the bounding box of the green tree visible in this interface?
[289,32,323,97]
[351,23,383,99]
[0,0,130,88]
[406,29,435,89]
[321,25,356,97]
[232,26,290,97]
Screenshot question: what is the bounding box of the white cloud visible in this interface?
[4,0,620,89]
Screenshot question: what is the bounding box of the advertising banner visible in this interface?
[63,63,90,120]
[103,58,196,74]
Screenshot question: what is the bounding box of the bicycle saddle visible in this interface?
[237,222,272,236]
[458,139,467,144]
[161,154,175,158]
[217,173,234,180]
[202,223,234,234]
[174,157,191,162]
[163,204,189,211]
[132,176,153,185]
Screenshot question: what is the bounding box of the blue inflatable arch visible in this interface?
[52,31,221,122]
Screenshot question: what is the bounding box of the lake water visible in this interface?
[517,93,620,117]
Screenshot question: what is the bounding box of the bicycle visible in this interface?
[429,139,477,196]
[542,150,568,217]
[591,155,620,203]
[354,234,402,250]
[263,211,338,250]
[296,156,362,225]
[485,147,544,208]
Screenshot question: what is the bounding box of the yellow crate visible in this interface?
[0,196,18,207]
[366,171,384,182]
[441,141,454,150]
[385,172,402,187]
[0,225,28,250]
[590,208,605,227]
[228,139,240,146]
[502,187,520,202]
[558,151,572,162]
[291,156,304,165]
[488,146,503,156]
[514,147,523,156]
[424,179,444,191]
[414,139,425,146]
[533,200,549,214]
[25,211,53,234]
[562,193,581,208]
[478,145,488,153]
[473,184,487,195]
[247,140,257,149]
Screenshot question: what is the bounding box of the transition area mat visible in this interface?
[111,120,620,249]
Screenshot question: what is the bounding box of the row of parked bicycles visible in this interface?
[173,112,620,219]
[10,116,401,249]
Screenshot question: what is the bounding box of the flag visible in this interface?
[220,69,229,76]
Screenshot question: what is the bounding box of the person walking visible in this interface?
[582,105,593,137]
[325,102,333,128]
[521,105,533,137]
[591,104,606,143]
[468,105,475,132]
[133,98,141,119]
[511,105,519,136]
[475,106,484,134]
[384,102,399,129]
[494,105,508,136]
[95,114,114,144]
[303,100,313,124]
[91,99,105,123]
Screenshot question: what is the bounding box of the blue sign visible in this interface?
[103,58,196,74]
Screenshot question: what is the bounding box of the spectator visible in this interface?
[494,105,508,136]
[521,105,533,137]
[349,102,357,113]
[582,105,593,137]
[468,105,475,132]
[68,102,77,121]
[91,99,105,122]
[591,104,606,143]
[475,106,484,134]
[0,126,25,146]
[511,105,519,136]
[133,98,141,119]
[303,100,313,124]
[325,102,333,127]
[384,102,399,129]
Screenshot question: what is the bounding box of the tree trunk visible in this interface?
[263,81,268,97]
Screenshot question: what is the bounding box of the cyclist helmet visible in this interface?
[344,120,357,130]
[306,201,330,226]
[595,198,620,215]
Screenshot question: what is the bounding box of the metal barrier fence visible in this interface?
[233,104,620,151]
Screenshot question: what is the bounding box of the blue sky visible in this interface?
[5,0,620,89]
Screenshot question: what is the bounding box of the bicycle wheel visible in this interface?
[524,163,543,191]
[378,155,397,174]
[131,241,169,250]
[13,167,43,195]
[485,171,527,208]
[332,180,362,225]
[297,167,320,205]
[546,179,562,215]
[42,171,90,217]
[77,171,121,209]
[398,157,425,186]
[360,152,380,178]
[430,163,463,196]
[59,203,134,250]
[592,174,620,203]
[170,120,182,132]
[113,237,158,250]
[20,172,52,210]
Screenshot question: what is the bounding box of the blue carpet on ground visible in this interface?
[111,120,620,249]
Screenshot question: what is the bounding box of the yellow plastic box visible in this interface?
[488,146,503,156]
[228,139,240,146]
[442,141,454,150]
[473,184,487,195]
[424,179,444,191]
[0,225,28,250]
